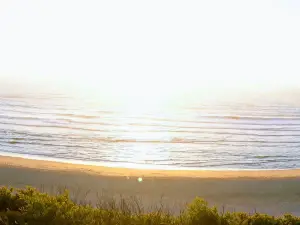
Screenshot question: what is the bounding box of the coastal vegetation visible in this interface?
[0,186,299,225]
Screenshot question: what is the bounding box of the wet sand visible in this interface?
[1,155,300,215]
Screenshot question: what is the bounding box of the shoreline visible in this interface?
[0,151,297,172]
[1,154,300,178]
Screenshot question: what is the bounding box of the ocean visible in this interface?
[1,90,300,170]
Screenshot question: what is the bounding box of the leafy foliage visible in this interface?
[0,186,299,225]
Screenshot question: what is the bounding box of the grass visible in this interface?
[0,186,299,225]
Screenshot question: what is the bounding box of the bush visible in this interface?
[0,186,299,225]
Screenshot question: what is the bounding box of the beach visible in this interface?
[1,155,300,216]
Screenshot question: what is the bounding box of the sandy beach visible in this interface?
[1,155,300,215]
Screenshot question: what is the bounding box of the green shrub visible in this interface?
[0,186,299,225]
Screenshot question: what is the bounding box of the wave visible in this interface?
[3,129,300,148]
[0,140,89,149]
[253,155,286,159]
[3,114,300,131]
[2,134,300,145]
[3,120,300,132]
[56,113,99,119]
[192,115,300,120]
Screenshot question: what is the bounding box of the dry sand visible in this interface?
[1,155,300,215]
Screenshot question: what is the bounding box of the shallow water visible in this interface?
[1,91,300,170]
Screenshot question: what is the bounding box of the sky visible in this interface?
[0,0,300,101]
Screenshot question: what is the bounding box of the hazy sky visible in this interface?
[0,0,300,98]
